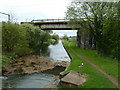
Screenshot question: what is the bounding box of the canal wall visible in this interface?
[62,42,73,60]
[61,41,73,71]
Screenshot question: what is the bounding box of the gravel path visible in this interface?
[68,45,120,89]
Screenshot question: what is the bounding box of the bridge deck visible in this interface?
[21,19,80,30]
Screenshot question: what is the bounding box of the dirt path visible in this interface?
[68,45,120,89]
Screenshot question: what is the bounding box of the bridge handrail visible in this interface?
[31,18,93,22]
[31,19,69,22]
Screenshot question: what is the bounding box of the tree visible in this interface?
[51,34,59,45]
[2,22,30,55]
[66,1,120,59]
[63,34,69,40]
[21,23,53,54]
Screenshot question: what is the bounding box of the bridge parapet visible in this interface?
[31,19,69,22]
[21,19,81,30]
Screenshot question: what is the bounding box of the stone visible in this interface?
[2,55,70,76]
[64,56,68,58]
[17,62,24,65]
[60,71,87,87]
[59,71,67,79]
[22,67,34,74]
[43,76,59,88]
[14,68,24,74]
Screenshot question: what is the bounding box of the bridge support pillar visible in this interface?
[77,30,95,49]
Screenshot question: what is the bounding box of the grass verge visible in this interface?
[68,39,118,79]
[60,39,118,88]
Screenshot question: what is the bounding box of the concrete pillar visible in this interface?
[77,30,93,49]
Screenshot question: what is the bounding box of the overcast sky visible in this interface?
[0,0,77,36]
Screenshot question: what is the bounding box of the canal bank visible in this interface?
[2,40,71,88]
[60,40,119,88]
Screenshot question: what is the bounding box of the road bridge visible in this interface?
[21,19,94,49]
[21,19,80,30]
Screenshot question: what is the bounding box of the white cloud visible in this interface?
[0,0,71,22]
[0,0,76,36]
[53,30,77,37]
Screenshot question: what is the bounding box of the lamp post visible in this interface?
[0,12,10,22]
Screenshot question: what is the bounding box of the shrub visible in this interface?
[2,22,30,55]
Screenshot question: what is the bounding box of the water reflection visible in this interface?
[48,40,71,62]
[39,40,70,62]
[40,45,50,57]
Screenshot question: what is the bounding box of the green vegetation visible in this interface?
[66,39,118,78]
[2,22,31,56]
[61,39,119,88]
[0,22,2,68]
[62,34,69,40]
[2,22,59,65]
[51,34,59,45]
[66,2,120,60]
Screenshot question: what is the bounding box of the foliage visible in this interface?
[66,1,120,59]
[2,22,59,64]
[62,34,69,40]
[51,34,59,45]
[21,23,53,54]
[2,22,30,56]
[2,54,18,65]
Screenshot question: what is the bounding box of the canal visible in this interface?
[2,40,71,88]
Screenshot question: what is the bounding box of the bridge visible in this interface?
[21,19,80,30]
[21,19,94,49]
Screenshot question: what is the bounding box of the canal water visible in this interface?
[2,40,71,88]
[48,40,70,62]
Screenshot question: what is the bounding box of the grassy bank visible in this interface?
[67,39,118,79]
[61,39,119,88]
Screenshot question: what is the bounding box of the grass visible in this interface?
[60,39,119,88]
[1,54,18,68]
[68,39,118,79]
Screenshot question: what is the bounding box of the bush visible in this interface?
[2,22,59,64]
[2,22,30,55]
[2,54,18,65]
[51,34,59,45]
[21,23,52,54]
[62,34,69,40]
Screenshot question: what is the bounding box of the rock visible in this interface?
[55,61,68,67]
[14,68,24,74]
[2,55,70,76]
[22,67,34,74]
[59,71,67,79]
[60,72,64,77]
[64,56,68,58]
[17,62,24,65]
[60,71,87,87]
[43,76,59,88]
[31,62,36,65]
